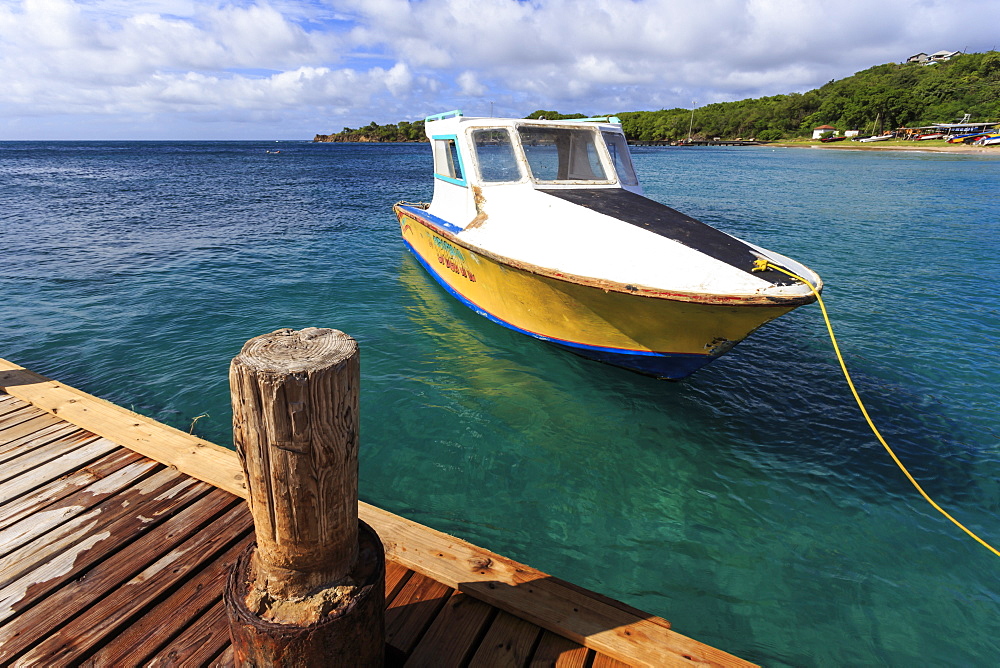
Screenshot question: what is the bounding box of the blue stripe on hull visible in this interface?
[401,238,714,380]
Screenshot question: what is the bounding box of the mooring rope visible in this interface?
[752,258,999,558]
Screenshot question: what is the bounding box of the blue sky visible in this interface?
[1,0,996,139]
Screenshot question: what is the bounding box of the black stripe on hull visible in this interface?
[538,188,792,285]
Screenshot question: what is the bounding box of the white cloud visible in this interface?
[0,0,997,138]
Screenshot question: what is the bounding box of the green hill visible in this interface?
[618,51,1000,141]
[314,51,1000,143]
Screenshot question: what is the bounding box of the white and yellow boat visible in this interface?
[394,111,821,379]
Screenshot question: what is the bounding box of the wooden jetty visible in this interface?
[0,354,754,667]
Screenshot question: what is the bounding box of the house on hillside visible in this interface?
[929,50,961,62]
[812,125,838,139]
[907,50,961,65]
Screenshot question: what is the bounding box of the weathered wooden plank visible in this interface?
[385,558,413,601]
[405,590,496,668]
[0,430,110,490]
[0,455,160,558]
[0,393,20,407]
[468,609,542,668]
[0,420,82,464]
[0,469,207,617]
[0,410,67,446]
[0,359,247,497]
[592,653,635,668]
[86,532,253,667]
[3,492,248,665]
[385,571,453,655]
[530,631,590,667]
[0,448,149,531]
[143,598,232,667]
[0,436,123,511]
[0,403,46,429]
[592,654,630,668]
[210,646,235,667]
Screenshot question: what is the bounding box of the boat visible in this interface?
[974,134,1000,146]
[393,111,822,379]
[946,133,988,144]
[915,133,944,141]
[858,134,893,142]
[820,135,847,143]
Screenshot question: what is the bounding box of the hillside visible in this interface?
[313,51,1000,143]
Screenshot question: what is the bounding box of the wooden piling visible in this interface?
[225,327,384,667]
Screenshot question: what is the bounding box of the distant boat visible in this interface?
[393,111,821,379]
[946,133,988,144]
[858,134,893,142]
[915,133,944,141]
[820,136,847,143]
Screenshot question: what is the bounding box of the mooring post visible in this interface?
[224,327,385,667]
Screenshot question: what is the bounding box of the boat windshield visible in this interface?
[602,131,638,186]
[472,129,522,182]
[517,126,608,183]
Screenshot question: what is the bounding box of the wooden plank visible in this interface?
[468,609,542,668]
[386,559,413,601]
[86,532,253,666]
[0,420,82,464]
[0,411,67,447]
[593,653,634,668]
[0,359,247,497]
[0,430,109,489]
[210,646,235,667]
[0,454,160,558]
[385,571,453,655]
[0,403,46,430]
[0,436,121,511]
[530,631,590,667]
[3,492,248,665]
[0,469,208,619]
[0,394,23,414]
[0,448,149,531]
[143,598,232,667]
[405,590,496,668]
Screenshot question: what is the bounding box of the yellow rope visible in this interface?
[754,259,1000,558]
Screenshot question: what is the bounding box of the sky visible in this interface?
[1,0,996,140]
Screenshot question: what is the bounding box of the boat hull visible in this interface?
[396,204,803,379]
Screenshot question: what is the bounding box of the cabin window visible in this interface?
[517,127,608,182]
[472,129,521,182]
[602,132,639,186]
[432,136,466,186]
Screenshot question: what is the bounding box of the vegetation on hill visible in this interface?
[313,51,1000,143]
[619,51,1000,141]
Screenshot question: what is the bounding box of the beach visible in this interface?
[770,139,999,154]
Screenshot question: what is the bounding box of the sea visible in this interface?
[1,140,997,666]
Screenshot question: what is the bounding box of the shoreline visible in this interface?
[766,140,998,155]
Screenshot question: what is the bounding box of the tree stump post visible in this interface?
[225,327,385,667]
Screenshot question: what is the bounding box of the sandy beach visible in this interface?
[769,140,999,155]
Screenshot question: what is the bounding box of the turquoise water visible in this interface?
[1,141,997,665]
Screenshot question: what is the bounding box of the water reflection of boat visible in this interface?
[394,111,821,379]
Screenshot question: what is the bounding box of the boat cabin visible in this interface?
[424,111,641,230]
